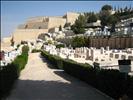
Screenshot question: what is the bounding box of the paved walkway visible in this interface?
[7,53,112,100]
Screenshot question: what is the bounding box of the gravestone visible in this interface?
[118,59,131,73]
[106,46,109,51]
[100,47,104,54]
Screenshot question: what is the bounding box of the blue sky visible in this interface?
[1,1,133,38]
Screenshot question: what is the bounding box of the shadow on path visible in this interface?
[39,54,56,69]
[39,53,112,100]
[7,79,110,100]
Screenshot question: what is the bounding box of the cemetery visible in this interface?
[41,49,133,99]
[42,44,133,75]
[1,3,133,100]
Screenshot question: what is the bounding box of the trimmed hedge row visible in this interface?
[0,45,29,99]
[41,50,133,99]
[41,51,63,69]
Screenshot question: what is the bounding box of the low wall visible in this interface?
[90,36,133,49]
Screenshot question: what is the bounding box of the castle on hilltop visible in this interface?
[11,12,79,44]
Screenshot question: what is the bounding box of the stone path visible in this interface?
[7,53,113,100]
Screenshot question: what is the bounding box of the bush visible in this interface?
[12,54,28,74]
[0,46,29,99]
[17,44,20,48]
[21,41,27,45]
[0,63,18,99]
[56,44,65,48]
[96,69,130,99]
[63,59,97,85]
[32,49,41,53]
[59,25,62,31]
[41,51,63,69]
[41,50,133,99]
[22,45,29,54]
[71,36,88,48]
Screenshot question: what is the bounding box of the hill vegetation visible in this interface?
[71,5,133,34]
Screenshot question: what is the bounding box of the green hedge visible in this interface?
[41,51,63,69]
[41,50,133,99]
[31,49,41,53]
[12,54,28,74]
[0,45,29,99]
[22,45,29,54]
[56,44,65,48]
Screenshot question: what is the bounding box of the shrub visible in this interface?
[56,44,65,48]
[17,44,20,48]
[12,54,28,73]
[21,41,27,45]
[0,63,18,98]
[62,59,98,87]
[22,45,29,54]
[96,69,130,99]
[41,51,63,69]
[0,46,29,99]
[71,36,88,48]
[59,25,62,31]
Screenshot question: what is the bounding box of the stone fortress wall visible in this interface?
[90,36,133,49]
[12,12,80,44]
[48,17,66,29]
[65,12,80,25]
[26,16,48,23]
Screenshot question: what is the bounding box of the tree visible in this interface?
[124,6,128,12]
[22,45,29,54]
[120,8,123,13]
[10,37,14,46]
[71,15,86,34]
[71,36,88,48]
[100,5,113,31]
[56,44,65,48]
[99,11,111,31]
[114,6,117,11]
[114,6,133,20]
[87,12,98,23]
[84,12,91,22]
[47,40,53,44]
[108,15,118,33]
[64,23,71,28]
[59,25,62,31]
[101,5,112,11]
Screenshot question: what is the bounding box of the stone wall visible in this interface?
[90,36,133,49]
[13,29,48,44]
[48,17,66,29]
[26,16,48,23]
[66,12,79,25]
[12,12,80,44]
